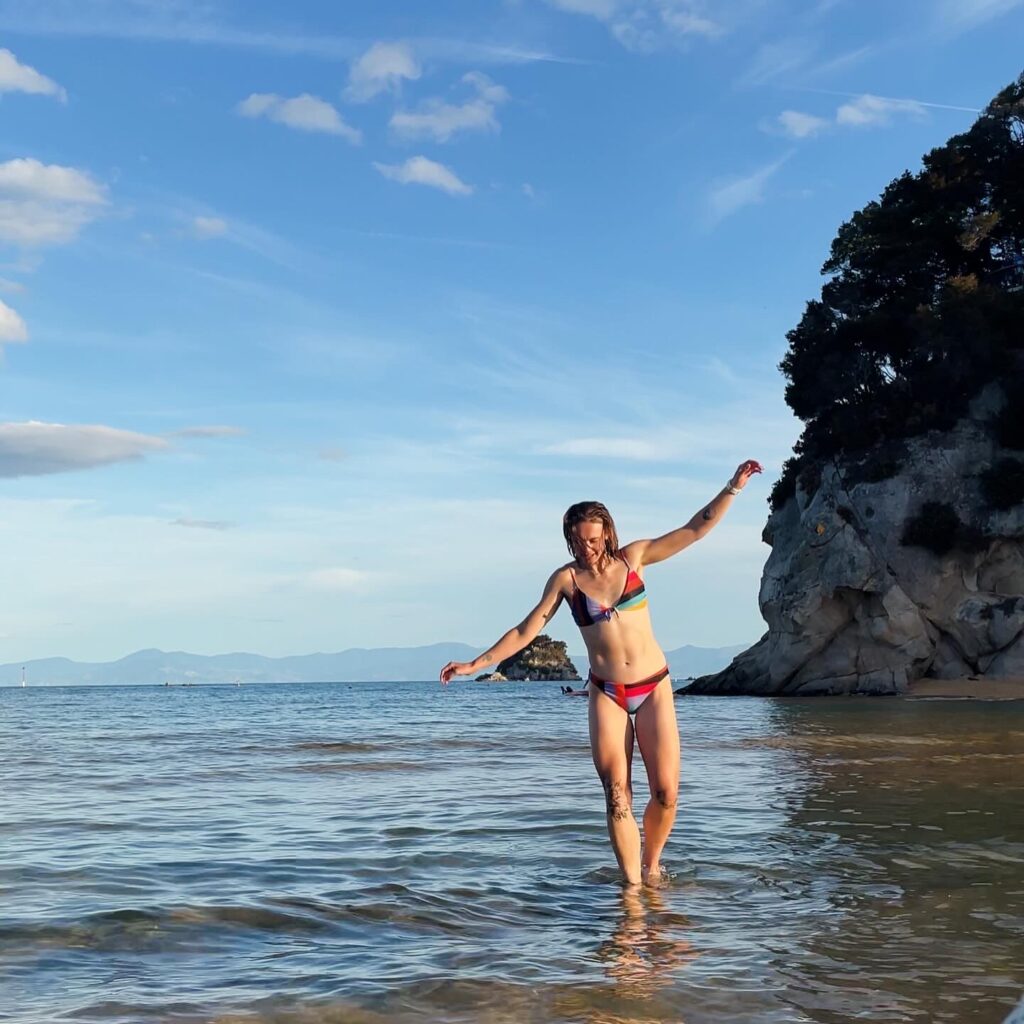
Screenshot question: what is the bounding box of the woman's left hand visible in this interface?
[730,459,763,490]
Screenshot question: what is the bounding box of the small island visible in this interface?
[490,634,582,681]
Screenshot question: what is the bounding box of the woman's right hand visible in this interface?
[440,661,473,685]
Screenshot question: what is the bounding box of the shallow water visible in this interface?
[1,682,1022,1023]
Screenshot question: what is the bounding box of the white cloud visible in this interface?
[0,276,26,293]
[0,422,169,478]
[0,158,108,246]
[390,72,509,143]
[547,0,721,50]
[168,425,246,438]
[0,47,66,101]
[0,299,28,343]
[171,517,234,531]
[835,94,927,128]
[707,155,789,224]
[305,567,369,590]
[236,93,361,142]
[373,156,473,196]
[345,41,420,102]
[542,437,667,460]
[774,109,829,138]
[191,215,227,239]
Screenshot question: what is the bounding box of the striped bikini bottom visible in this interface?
[588,666,670,715]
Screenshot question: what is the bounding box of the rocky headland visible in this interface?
[686,74,1024,697]
[686,386,1024,696]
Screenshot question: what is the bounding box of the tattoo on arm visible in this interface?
[702,506,716,521]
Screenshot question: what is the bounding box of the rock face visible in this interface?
[498,635,582,681]
[687,386,1024,696]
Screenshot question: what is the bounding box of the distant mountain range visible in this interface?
[2,642,749,687]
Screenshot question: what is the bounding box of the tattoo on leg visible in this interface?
[702,506,715,521]
[604,779,632,821]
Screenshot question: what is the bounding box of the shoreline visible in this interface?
[905,677,1024,700]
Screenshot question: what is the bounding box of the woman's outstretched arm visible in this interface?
[439,568,568,684]
[627,459,762,567]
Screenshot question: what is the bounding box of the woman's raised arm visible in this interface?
[627,459,762,568]
[440,568,568,684]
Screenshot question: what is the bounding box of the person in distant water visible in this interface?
[441,460,763,885]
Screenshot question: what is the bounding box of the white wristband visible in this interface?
[725,482,741,495]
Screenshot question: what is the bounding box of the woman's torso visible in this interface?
[561,550,667,682]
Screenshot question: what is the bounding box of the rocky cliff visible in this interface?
[498,634,581,681]
[686,386,1024,696]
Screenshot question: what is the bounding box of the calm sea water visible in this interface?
[1,681,1022,1024]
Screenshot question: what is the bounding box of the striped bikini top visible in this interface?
[569,556,648,628]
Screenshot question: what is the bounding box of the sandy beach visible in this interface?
[906,677,1024,700]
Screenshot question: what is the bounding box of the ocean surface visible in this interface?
[1,681,1022,1024]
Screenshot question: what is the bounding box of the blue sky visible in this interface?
[0,0,1021,664]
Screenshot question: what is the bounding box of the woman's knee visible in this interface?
[650,782,678,809]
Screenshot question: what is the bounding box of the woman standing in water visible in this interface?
[440,459,762,885]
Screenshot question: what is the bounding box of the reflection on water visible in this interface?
[0,682,1021,1023]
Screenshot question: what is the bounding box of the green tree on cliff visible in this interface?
[772,72,1024,509]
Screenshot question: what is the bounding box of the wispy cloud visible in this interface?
[168,425,245,438]
[706,154,789,225]
[171,516,235,531]
[0,46,66,101]
[390,72,509,143]
[0,421,169,477]
[541,437,669,460]
[345,41,420,102]
[765,109,829,138]
[546,0,722,50]
[373,156,473,196]
[934,0,1024,33]
[305,567,369,591]
[236,93,361,142]
[835,93,928,127]
[319,446,347,463]
[190,215,227,239]
[0,298,28,344]
[0,6,573,65]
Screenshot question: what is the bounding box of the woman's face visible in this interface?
[572,520,606,568]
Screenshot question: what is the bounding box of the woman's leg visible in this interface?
[633,678,680,882]
[588,683,641,884]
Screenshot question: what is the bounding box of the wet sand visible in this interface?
[906,677,1024,700]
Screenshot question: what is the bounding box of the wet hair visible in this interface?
[562,501,620,562]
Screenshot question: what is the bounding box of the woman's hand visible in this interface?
[730,459,763,491]
[440,661,474,685]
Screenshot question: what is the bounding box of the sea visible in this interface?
[1,681,1022,1024]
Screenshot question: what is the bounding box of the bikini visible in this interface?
[568,557,669,714]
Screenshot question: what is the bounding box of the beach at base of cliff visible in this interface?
[905,677,1024,700]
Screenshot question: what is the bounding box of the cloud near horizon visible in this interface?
[0,422,169,477]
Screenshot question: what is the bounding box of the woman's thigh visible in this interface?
[588,683,635,786]
[633,679,680,800]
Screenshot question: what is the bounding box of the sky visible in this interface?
[0,0,1021,664]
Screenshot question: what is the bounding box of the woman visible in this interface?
[440,459,762,885]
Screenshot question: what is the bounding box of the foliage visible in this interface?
[776,73,1024,497]
[980,457,1024,509]
[900,501,989,556]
